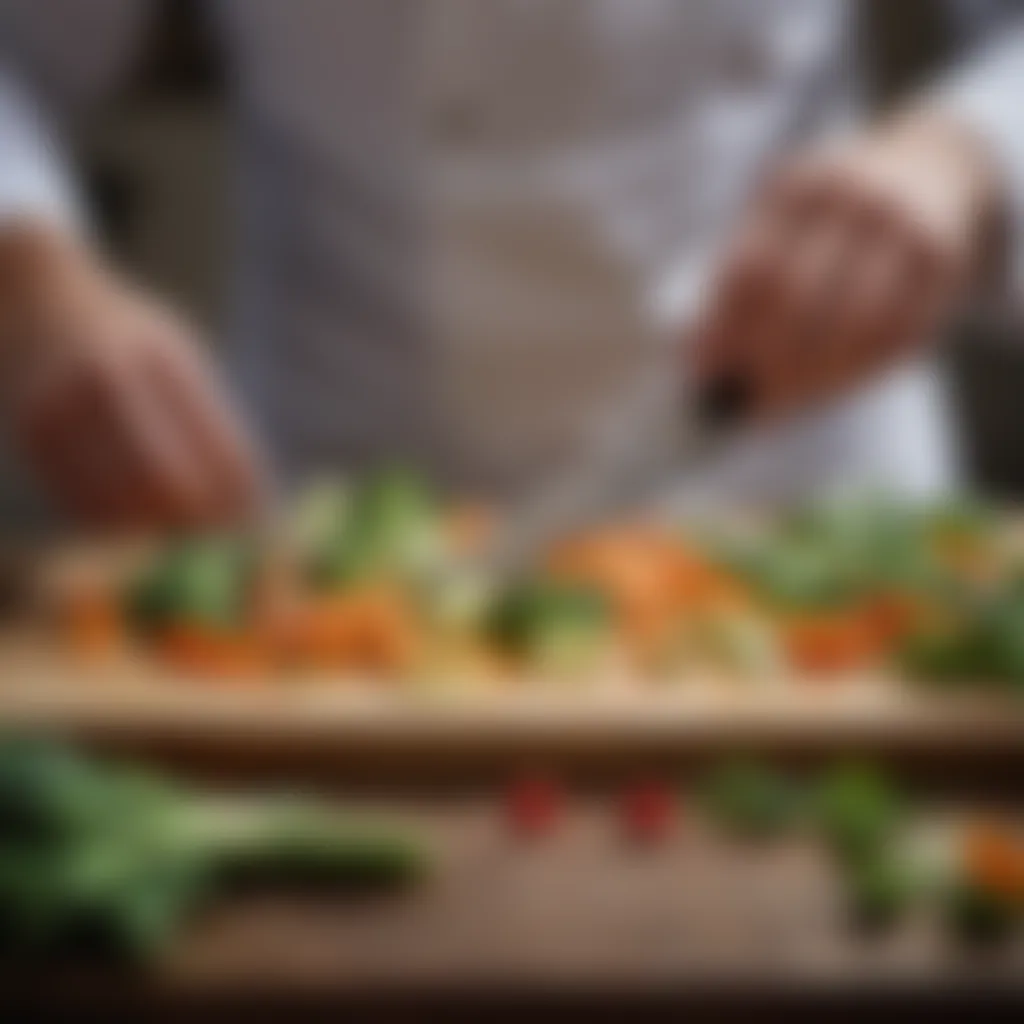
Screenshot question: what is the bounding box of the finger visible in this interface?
[693,206,792,384]
[147,340,266,525]
[96,365,216,530]
[760,156,848,223]
[65,368,154,529]
[751,215,856,415]
[693,160,848,401]
[17,376,120,528]
[809,231,940,401]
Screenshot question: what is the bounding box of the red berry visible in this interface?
[620,781,676,843]
[506,774,564,838]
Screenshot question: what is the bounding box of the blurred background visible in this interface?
[70,0,1024,502]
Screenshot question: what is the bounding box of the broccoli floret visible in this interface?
[487,580,610,670]
[309,468,445,587]
[900,581,1024,691]
[289,480,353,554]
[128,538,253,631]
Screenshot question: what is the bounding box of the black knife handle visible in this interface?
[695,373,754,432]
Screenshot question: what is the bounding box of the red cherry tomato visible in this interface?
[620,781,676,844]
[505,774,565,838]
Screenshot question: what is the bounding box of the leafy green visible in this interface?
[814,763,904,864]
[308,468,445,588]
[899,576,1024,691]
[701,760,805,839]
[487,580,610,670]
[712,497,975,612]
[128,538,253,631]
[943,881,1020,945]
[845,854,926,933]
[0,738,427,961]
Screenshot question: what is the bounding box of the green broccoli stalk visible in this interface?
[0,739,428,961]
[161,796,428,889]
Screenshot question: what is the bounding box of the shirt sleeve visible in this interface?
[932,22,1024,303]
[0,68,83,232]
[0,0,155,234]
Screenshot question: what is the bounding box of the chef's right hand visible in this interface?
[0,224,265,532]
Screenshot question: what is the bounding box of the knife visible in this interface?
[470,369,753,584]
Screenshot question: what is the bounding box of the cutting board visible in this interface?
[1,537,1022,778]
[1,623,1022,779]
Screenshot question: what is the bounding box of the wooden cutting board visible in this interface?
[1,623,1022,778]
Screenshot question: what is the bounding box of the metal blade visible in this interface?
[477,369,742,582]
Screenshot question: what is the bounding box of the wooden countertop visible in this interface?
[2,798,1024,1016]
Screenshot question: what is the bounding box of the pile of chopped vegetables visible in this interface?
[701,758,1024,942]
[61,470,1024,690]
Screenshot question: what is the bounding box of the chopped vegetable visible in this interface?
[701,760,804,839]
[0,737,427,961]
[505,774,565,838]
[944,881,1019,945]
[487,580,610,672]
[153,625,268,679]
[84,477,1022,689]
[64,587,123,659]
[962,822,1024,903]
[900,578,1024,691]
[619,781,676,844]
[128,538,253,633]
[814,763,904,864]
[781,610,878,674]
[846,854,925,932]
[308,468,445,588]
[278,586,422,672]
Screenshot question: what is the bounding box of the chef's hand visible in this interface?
[0,225,265,531]
[693,112,1002,418]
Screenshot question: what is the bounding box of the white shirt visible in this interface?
[0,0,1020,503]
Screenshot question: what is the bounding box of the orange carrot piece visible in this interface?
[964,822,1024,901]
[278,586,422,674]
[64,588,123,659]
[781,611,879,675]
[154,625,269,680]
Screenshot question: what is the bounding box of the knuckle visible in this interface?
[899,218,955,282]
[768,157,842,217]
[729,239,782,303]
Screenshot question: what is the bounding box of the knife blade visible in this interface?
[473,370,752,583]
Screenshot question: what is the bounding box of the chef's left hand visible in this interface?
[693,111,1002,418]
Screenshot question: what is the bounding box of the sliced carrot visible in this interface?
[548,526,749,657]
[860,592,929,647]
[64,588,124,659]
[963,822,1024,901]
[781,611,879,675]
[154,625,269,680]
[278,586,422,674]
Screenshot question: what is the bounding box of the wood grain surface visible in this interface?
[2,796,1023,1016]
[2,623,1024,779]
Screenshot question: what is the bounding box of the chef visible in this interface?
[0,0,1020,528]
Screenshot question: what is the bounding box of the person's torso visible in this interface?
[215,0,956,499]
